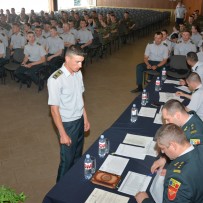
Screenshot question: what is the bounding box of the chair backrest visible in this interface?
[13,48,25,63]
[170,55,189,70]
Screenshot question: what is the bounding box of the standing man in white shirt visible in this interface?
[174,1,187,25]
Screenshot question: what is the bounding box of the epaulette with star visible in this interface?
[163,42,168,47]
[53,70,63,79]
[37,42,41,46]
[149,41,153,44]
[173,161,185,173]
[190,40,195,44]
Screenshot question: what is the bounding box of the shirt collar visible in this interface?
[61,63,71,77]
[179,145,194,157]
[192,61,199,71]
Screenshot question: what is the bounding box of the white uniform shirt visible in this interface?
[174,40,197,56]
[191,33,202,47]
[46,35,64,54]
[70,28,78,40]
[24,41,46,62]
[187,84,203,121]
[191,61,203,83]
[42,30,50,38]
[162,39,172,52]
[35,35,47,49]
[10,32,27,49]
[175,5,187,19]
[77,28,93,44]
[145,42,168,61]
[47,64,84,122]
[60,32,75,45]
[0,41,5,58]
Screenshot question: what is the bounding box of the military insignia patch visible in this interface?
[53,70,63,79]
[190,139,200,145]
[168,178,181,201]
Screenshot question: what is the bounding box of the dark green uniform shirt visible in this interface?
[143,145,203,203]
[182,111,203,145]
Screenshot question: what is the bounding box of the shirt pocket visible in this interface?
[60,88,73,107]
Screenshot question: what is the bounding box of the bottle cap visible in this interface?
[143,89,146,92]
[133,104,136,107]
[86,154,90,158]
[100,135,104,139]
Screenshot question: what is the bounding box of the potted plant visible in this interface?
[0,186,26,203]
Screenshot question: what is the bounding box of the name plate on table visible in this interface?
[91,170,121,189]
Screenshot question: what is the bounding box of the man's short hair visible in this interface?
[186,51,198,62]
[27,31,35,35]
[170,33,179,40]
[155,123,188,146]
[50,26,57,31]
[35,25,42,30]
[155,31,163,36]
[162,99,186,116]
[186,72,201,83]
[65,45,86,57]
[161,29,168,34]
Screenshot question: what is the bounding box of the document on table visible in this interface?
[138,107,157,118]
[123,133,153,147]
[99,155,129,176]
[85,188,129,203]
[118,171,152,196]
[175,85,191,93]
[159,92,184,103]
[153,113,163,125]
[145,140,157,157]
[150,171,164,203]
[115,144,146,160]
[164,79,180,85]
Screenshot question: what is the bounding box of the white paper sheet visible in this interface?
[85,188,130,203]
[164,79,180,85]
[175,85,191,93]
[115,144,146,160]
[123,133,153,147]
[150,171,165,203]
[118,171,152,196]
[153,113,163,125]
[145,140,157,157]
[138,107,157,118]
[159,92,184,103]
[99,155,129,176]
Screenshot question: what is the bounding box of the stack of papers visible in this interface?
[85,188,129,203]
[164,79,180,85]
[118,171,152,196]
[153,113,163,125]
[159,92,184,103]
[175,85,191,93]
[138,107,157,118]
[99,155,129,176]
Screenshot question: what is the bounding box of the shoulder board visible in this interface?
[163,43,168,47]
[1,33,5,36]
[21,33,24,37]
[71,33,74,35]
[37,42,41,46]
[190,41,194,44]
[59,36,63,40]
[53,70,63,79]
[0,40,2,43]
[149,42,153,44]
[43,36,46,39]
[87,29,90,31]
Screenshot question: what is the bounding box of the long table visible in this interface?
[43,79,188,203]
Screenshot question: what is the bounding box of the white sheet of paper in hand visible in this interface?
[99,155,129,176]
[164,79,180,85]
[153,113,163,125]
[115,144,146,160]
[175,85,191,93]
[138,107,157,118]
[118,171,152,196]
[150,171,164,203]
[145,140,157,157]
[159,92,184,103]
[123,133,153,147]
[85,188,130,203]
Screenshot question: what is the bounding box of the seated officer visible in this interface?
[174,30,196,56]
[46,26,64,73]
[77,19,93,51]
[9,23,26,54]
[15,31,46,90]
[176,72,203,120]
[135,123,203,203]
[131,31,168,93]
[34,26,47,49]
[0,39,6,66]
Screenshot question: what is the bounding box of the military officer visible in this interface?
[68,20,78,41]
[174,30,196,56]
[77,19,93,50]
[15,31,46,90]
[47,45,90,182]
[9,23,26,53]
[42,22,51,38]
[46,26,64,73]
[176,73,203,121]
[135,124,203,203]
[0,39,6,65]
[34,26,47,49]
[131,31,168,93]
[109,14,119,40]
[161,29,172,54]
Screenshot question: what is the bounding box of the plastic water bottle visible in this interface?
[131,104,138,123]
[161,67,167,81]
[84,154,92,180]
[155,77,161,91]
[141,89,147,106]
[98,135,106,158]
